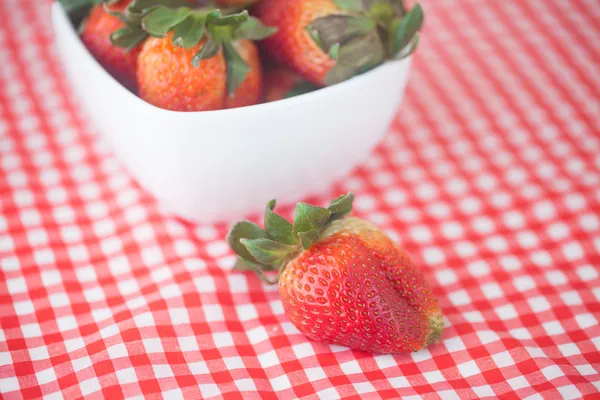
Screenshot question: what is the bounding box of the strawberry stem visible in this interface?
[227,193,355,285]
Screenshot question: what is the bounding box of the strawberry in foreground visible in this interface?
[254,0,424,86]
[109,2,275,111]
[227,193,443,353]
[262,65,317,102]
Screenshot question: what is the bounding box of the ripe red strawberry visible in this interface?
[110,5,275,111]
[80,0,140,89]
[262,65,316,102]
[227,193,443,353]
[254,0,424,86]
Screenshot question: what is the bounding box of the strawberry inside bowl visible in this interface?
[51,2,415,223]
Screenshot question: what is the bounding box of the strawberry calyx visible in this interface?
[227,193,355,284]
[107,0,276,95]
[308,0,423,85]
[283,81,318,99]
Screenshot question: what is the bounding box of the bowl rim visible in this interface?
[52,2,412,118]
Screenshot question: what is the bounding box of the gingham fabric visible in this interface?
[1,0,599,398]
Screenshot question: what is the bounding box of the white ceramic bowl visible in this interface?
[51,3,413,223]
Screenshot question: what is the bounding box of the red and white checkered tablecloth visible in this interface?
[1,0,599,398]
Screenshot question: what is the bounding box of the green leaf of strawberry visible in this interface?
[298,229,320,250]
[110,26,149,52]
[240,238,299,267]
[394,32,420,60]
[142,6,192,37]
[293,203,332,236]
[333,0,363,11]
[234,17,278,41]
[328,192,355,220]
[172,15,206,48]
[227,220,268,264]
[222,41,252,96]
[265,200,298,246]
[282,81,318,99]
[192,37,220,66]
[390,3,424,56]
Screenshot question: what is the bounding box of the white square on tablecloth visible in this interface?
[8,277,27,293]
[189,361,209,375]
[194,276,216,292]
[411,349,432,362]
[99,324,120,340]
[118,279,140,296]
[36,368,57,385]
[317,388,339,400]
[177,336,199,352]
[424,370,445,384]
[0,352,12,367]
[80,377,101,396]
[481,283,503,299]
[151,267,172,283]
[507,376,529,390]
[246,326,268,345]
[449,290,471,306]
[495,304,518,320]
[270,374,292,391]
[353,381,376,394]
[142,338,164,353]
[107,343,128,359]
[236,304,258,321]
[235,379,257,392]
[203,304,224,322]
[72,356,93,372]
[305,367,327,381]
[22,323,42,338]
[199,384,220,398]
[541,365,564,381]
[28,346,49,361]
[169,308,190,325]
[472,385,495,397]
[258,350,279,369]
[292,342,315,359]
[152,365,174,379]
[14,300,34,315]
[560,291,582,305]
[528,296,551,312]
[438,390,460,400]
[388,376,409,388]
[213,332,234,347]
[575,314,598,329]
[491,351,515,368]
[160,284,182,299]
[223,357,244,370]
[577,265,598,281]
[558,385,582,400]
[558,343,580,357]
[457,360,479,378]
[340,360,361,375]
[0,377,19,394]
[134,312,154,327]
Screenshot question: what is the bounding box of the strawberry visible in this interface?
[227,193,443,353]
[262,65,317,102]
[110,2,275,111]
[253,0,424,86]
[79,0,141,89]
